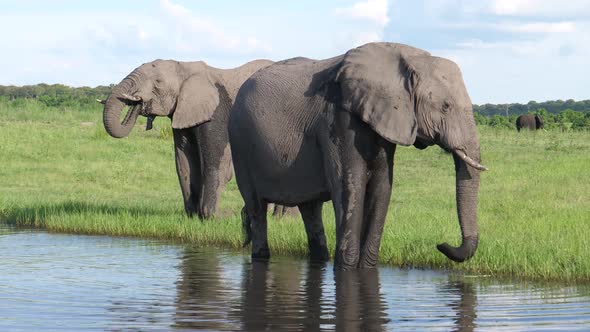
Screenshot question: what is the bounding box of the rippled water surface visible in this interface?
[1,224,590,331]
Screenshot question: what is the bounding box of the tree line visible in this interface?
[0,83,112,110]
[1,83,589,129]
[475,109,590,130]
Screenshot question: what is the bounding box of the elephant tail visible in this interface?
[241,207,252,248]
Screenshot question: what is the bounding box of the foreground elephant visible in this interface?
[229,42,487,268]
[516,114,543,132]
[102,59,276,218]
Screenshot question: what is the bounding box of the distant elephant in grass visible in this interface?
[229,42,488,268]
[516,114,544,132]
[516,114,543,131]
[102,59,299,219]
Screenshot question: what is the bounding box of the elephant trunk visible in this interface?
[436,146,481,262]
[103,72,142,138]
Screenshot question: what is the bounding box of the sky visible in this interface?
[0,0,588,104]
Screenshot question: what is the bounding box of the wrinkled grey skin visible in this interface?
[229,43,487,268]
[103,59,277,219]
[516,114,543,132]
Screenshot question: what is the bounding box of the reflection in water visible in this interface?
[334,269,389,331]
[444,280,477,332]
[2,226,590,331]
[173,247,234,331]
[239,260,328,331]
[172,248,480,331]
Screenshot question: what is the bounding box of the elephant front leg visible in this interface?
[358,145,395,268]
[334,156,369,270]
[173,129,201,218]
[198,169,220,219]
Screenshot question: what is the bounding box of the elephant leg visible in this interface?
[249,200,270,260]
[320,112,369,269]
[198,168,220,219]
[272,204,299,218]
[358,144,395,268]
[173,128,201,218]
[298,200,329,262]
[200,143,233,219]
[334,148,369,269]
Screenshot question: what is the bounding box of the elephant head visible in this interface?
[535,115,544,129]
[103,60,218,138]
[336,43,487,262]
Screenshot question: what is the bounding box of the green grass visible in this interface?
[1,106,589,281]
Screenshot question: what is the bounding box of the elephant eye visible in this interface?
[442,100,451,113]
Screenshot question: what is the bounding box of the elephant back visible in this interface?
[231,56,342,168]
[217,59,275,102]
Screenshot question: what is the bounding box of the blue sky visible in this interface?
[1,0,589,104]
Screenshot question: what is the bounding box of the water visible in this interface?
[1,225,590,331]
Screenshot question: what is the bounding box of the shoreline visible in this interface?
[1,112,589,283]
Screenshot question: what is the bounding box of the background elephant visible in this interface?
[516,114,543,131]
[229,42,487,268]
[102,59,294,219]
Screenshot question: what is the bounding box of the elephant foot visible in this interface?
[185,209,196,218]
[308,236,329,262]
[309,247,329,262]
[252,246,270,261]
[357,260,379,269]
[184,202,197,218]
[334,251,360,270]
[197,205,215,220]
[358,244,380,268]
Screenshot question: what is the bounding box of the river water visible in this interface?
[1,224,589,331]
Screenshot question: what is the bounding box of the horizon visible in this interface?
[1,0,589,104]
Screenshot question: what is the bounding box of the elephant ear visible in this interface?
[335,43,429,145]
[172,73,220,129]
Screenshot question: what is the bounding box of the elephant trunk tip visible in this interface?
[436,236,478,263]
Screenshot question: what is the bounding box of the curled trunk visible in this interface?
[103,72,142,138]
[437,148,481,262]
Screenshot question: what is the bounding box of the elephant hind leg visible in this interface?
[248,200,270,260]
[271,204,300,218]
[298,200,329,262]
[241,207,252,247]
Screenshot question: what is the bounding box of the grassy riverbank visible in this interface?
[1,105,589,281]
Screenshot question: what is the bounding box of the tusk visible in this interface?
[96,99,106,104]
[454,150,488,171]
[120,93,142,102]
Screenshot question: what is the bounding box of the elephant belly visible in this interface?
[253,140,330,206]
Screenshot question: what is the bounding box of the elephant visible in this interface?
[229,42,488,269]
[516,114,543,131]
[102,58,294,219]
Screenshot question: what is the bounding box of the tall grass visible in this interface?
[1,106,589,281]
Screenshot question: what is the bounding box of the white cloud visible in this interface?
[353,31,383,45]
[441,21,590,102]
[445,21,576,34]
[335,0,390,26]
[490,0,590,17]
[498,22,575,33]
[332,0,390,51]
[158,0,272,54]
[0,0,275,87]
